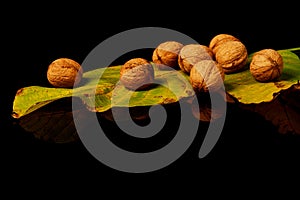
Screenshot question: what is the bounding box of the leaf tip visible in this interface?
[16,88,24,96]
[11,111,20,119]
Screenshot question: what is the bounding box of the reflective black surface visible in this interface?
[2,4,300,193]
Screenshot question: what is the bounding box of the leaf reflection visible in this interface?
[17,97,90,143]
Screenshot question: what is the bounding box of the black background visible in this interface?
[2,2,300,195]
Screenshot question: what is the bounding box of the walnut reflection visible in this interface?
[191,92,226,123]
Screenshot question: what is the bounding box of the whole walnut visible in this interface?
[178,44,213,74]
[209,33,240,56]
[47,58,83,88]
[189,60,225,93]
[152,41,184,70]
[215,40,248,74]
[250,49,284,82]
[120,58,154,91]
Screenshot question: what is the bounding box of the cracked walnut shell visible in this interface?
[120,58,154,91]
[250,49,284,82]
[152,41,184,70]
[47,58,83,88]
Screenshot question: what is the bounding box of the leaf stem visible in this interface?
[280,47,300,52]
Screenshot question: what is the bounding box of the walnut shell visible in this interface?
[152,41,184,70]
[215,40,248,74]
[189,60,225,93]
[47,58,83,88]
[120,58,154,91]
[250,49,284,82]
[200,45,214,58]
[178,44,213,74]
[209,33,240,56]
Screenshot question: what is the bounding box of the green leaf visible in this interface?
[224,48,300,104]
[12,86,73,119]
[12,65,194,118]
[82,66,194,112]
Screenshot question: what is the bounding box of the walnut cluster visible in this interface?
[151,40,224,93]
[208,34,284,82]
[119,34,284,92]
[151,41,224,93]
[121,41,216,91]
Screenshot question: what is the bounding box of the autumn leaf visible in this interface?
[12,47,300,134]
[224,48,300,104]
[12,65,194,119]
[240,83,300,134]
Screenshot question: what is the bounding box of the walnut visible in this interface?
[200,45,214,58]
[215,40,248,74]
[250,49,284,82]
[189,60,225,93]
[120,58,154,90]
[47,58,83,88]
[152,41,184,70]
[178,44,213,74]
[209,33,240,56]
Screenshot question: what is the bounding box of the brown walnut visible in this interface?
[189,60,225,93]
[47,58,83,88]
[215,40,248,74]
[178,44,213,74]
[209,33,240,56]
[199,45,214,59]
[250,49,284,82]
[120,58,154,90]
[152,41,184,70]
